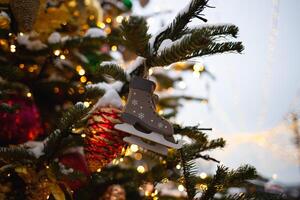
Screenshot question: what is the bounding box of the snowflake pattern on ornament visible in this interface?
[132,99,138,106]
[138,113,144,119]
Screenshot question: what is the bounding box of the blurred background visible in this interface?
[133,0,300,185]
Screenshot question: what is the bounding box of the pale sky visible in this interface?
[133,0,300,184]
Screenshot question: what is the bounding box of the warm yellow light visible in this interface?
[97,21,105,29]
[96,168,101,172]
[272,173,278,180]
[78,87,85,94]
[178,184,185,192]
[137,165,145,174]
[60,55,66,60]
[176,164,181,169]
[104,27,111,34]
[200,172,207,179]
[105,17,112,23]
[26,92,32,97]
[54,50,61,56]
[53,87,60,93]
[68,0,77,7]
[158,110,164,115]
[193,63,205,72]
[111,45,117,51]
[78,69,85,76]
[83,101,90,107]
[19,64,25,69]
[81,133,86,138]
[130,144,139,152]
[19,32,24,36]
[10,44,16,52]
[116,15,124,23]
[89,15,95,20]
[145,191,151,196]
[80,76,87,83]
[134,153,142,160]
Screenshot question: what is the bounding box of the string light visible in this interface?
[10,44,16,53]
[96,168,101,172]
[116,16,124,23]
[200,172,207,179]
[178,184,185,192]
[80,76,87,83]
[60,55,66,60]
[105,17,112,23]
[111,45,118,52]
[176,164,181,169]
[177,81,186,89]
[81,133,86,138]
[272,173,278,180]
[53,87,60,94]
[193,63,205,72]
[148,69,153,75]
[78,69,85,76]
[104,27,112,34]
[130,144,139,152]
[97,22,106,29]
[137,165,145,174]
[54,50,61,56]
[134,153,142,160]
[19,64,25,69]
[89,15,95,20]
[83,101,90,107]
[26,92,32,98]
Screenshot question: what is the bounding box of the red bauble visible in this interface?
[84,107,128,172]
[59,150,90,190]
[0,95,43,145]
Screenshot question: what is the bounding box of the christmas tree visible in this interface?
[0,0,263,199]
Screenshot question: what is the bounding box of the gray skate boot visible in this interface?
[115,77,182,155]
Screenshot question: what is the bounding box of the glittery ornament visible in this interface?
[10,0,40,32]
[84,107,128,172]
[101,184,126,200]
[0,95,43,145]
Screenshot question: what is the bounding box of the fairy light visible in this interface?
[19,64,25,69]
[193,70,201,78]
[97,22,106,29]
[104,27,112,34]
[134,153,142,160]
[26,92,32,98]
[10,44,16,53]
[130,144,139,152]
[60,55,66,60]
[78,69,85,76]
[158,110,164,115]
[81,133,86,138]
[53,87,60,94]
[193,63,205,72]
[176,164,181,169]
[111,45,118,52]
[54,50,61,56]
[116,15,124,23]
[89,15,95,20]
[178,184,185,192]
[83,101,90,107]
[177,81,186,89]
[137,165,145,174]
[200,172,207,179]
[272,173,278,180]
[96,168,101,172]
[19,32,23,36]
[80,76,87,83]
[105,17,112,23]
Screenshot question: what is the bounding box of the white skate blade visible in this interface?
[123,136,168,155]
[115,123,182,149]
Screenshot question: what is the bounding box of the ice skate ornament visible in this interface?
[115,77,183,155]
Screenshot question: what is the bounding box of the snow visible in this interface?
[149,25,169,52]
[85,28,107,38]
[87,82,123,109]
[17,34,47,50]
[63,147,84,155]
[125,56,145,75]
[24,141,45,158]
[157,39,173,54]
[48,32,61,44]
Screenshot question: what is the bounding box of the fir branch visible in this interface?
[189,42,244,58]
[95,62,128,82]
[120,16,151,57]
[84,86,105,100]
[200,165,257,200]
[188,24,240,38]
[58,102,90,131]
[153,0,209,51]
[0,146,36,164]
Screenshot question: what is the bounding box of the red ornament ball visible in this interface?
[59,150,90,190]
[0,95,43,145]
[84,107,128,172]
